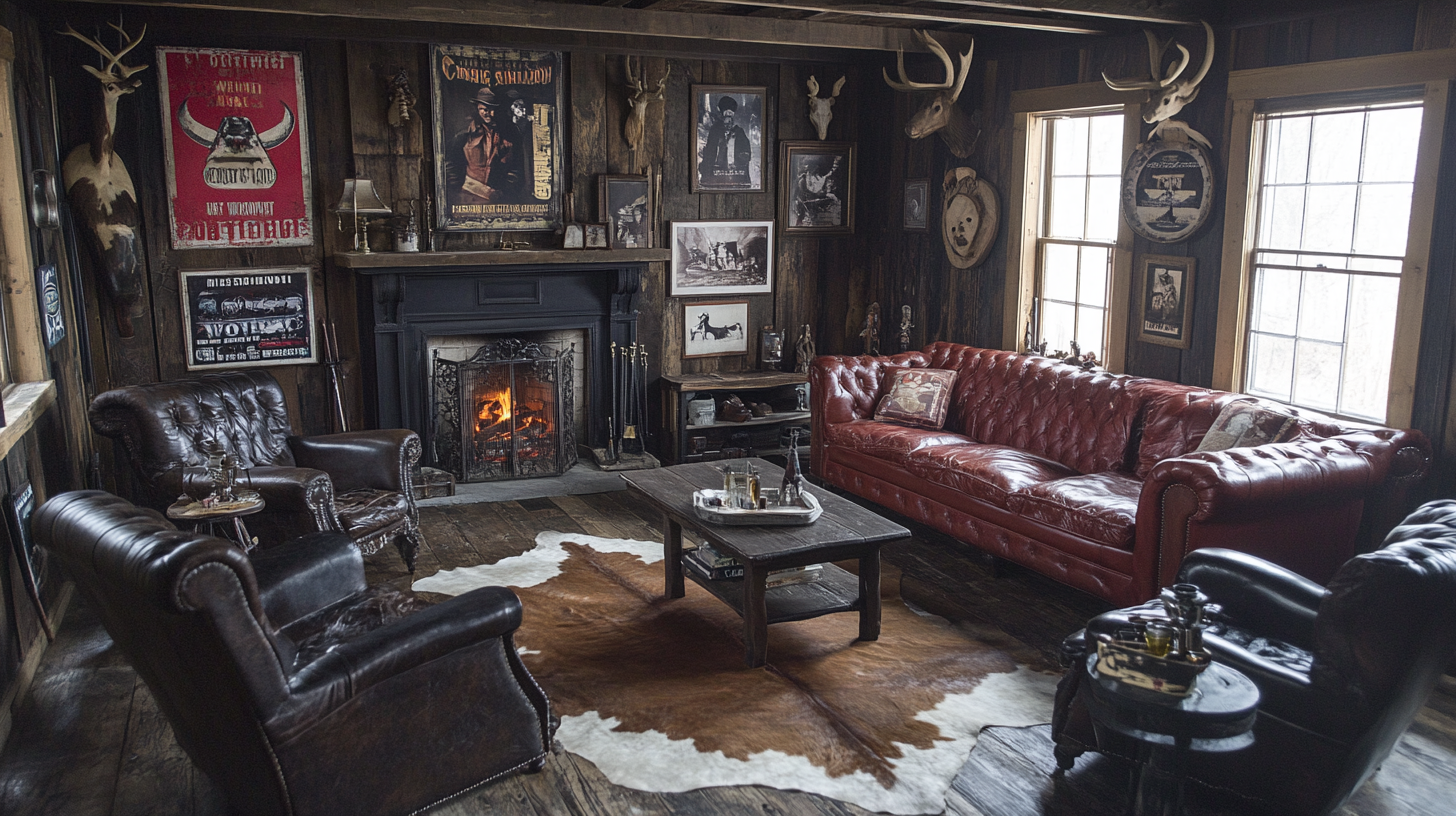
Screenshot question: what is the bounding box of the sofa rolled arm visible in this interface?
[288,430,421,495]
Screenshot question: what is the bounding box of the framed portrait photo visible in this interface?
[180,266,317,370]
[584,223,609,249]
[684,300,749,358]
[904,179,929,231]
[691,85,766,193]
[599,174,652,248]
[1137,255,1194,349]
[779,141,854,235]
[670,219,774,297]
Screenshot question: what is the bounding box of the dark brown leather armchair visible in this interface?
[1052,499,1456,815]
[89,370,423,571]
[35,490,555,816]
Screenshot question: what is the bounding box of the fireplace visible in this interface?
[432,340,578,482]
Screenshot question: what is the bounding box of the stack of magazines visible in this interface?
[683,541,822,587]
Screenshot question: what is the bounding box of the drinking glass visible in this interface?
[723,463,754,509]
[1144,622,1174,658]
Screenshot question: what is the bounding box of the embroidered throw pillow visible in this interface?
[873,368,959,430]
[1195,400,1300,452]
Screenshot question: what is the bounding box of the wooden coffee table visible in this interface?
[621,458,911,667]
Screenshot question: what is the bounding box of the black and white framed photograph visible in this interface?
[584,223,609,248]
[684,300,749,358]
[779,140,854,234]
[904,179,929,231]
[1137,254,1195,349]
[180,266,317,370]
[692,85,766,193]
[599,174,651,248]
[670,219,774,297]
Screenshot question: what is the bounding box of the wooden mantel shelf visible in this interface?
[335,249,671,269]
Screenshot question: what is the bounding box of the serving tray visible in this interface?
[692,488,822,526]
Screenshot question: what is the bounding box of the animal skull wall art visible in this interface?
[882,31,980,158]
[1103,20,1215,146]
[624,56,670,155]
[177,99,296,189]
[806,75,845,141]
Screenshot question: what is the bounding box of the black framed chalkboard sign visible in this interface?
[179,266,318,370]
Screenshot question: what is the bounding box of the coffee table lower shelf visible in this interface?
[685,561,861,624]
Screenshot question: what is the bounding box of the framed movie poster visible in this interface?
[779,141,854,235]
[1121,138,1215,243]
[156,47,314,249]
[599,174,651,248]
[683,300,749,358]
[1137,255,1194,349]
[180,266,317,370]
[670,220,774,297]
[431,44,563,231]
[692,85,765,193]
[904,179,929,231]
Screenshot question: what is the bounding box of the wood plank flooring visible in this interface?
[2,489,1455,815]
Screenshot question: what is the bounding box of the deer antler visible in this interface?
[1103,30,1188,91]
[883,30,972,104]
[807,75,819,97]
[60,22,148,80]
[831,76,846,97]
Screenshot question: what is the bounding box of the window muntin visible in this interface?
[1244,100,1421,422]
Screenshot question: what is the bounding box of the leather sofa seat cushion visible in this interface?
[905,443,1078,507]
[823,419,971,465]
[336,489,412,538]
[1006,472,1141,549]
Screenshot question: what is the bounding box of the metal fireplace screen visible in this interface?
[432,340,578,482]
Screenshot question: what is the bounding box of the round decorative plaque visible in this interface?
[941,167,1000,269]
[1120,137,1215,244]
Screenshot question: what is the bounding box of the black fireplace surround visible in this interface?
[348,254,651,470]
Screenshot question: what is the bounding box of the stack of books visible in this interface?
[683,541,823,587]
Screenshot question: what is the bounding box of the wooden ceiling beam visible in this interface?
[689,0,1108,34]
[925,0,1200,25]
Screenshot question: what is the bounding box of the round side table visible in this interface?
[1084,654,1260,816]
[167,491,266,552]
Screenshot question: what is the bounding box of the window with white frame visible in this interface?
[1032,109,1124,361]
[1244,95,1422,422]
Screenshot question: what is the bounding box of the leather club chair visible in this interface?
[35,490,555,816]
[1051,499,1456,815]
[89,370,424,571]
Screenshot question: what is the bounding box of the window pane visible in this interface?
[1307,112,1363,184]
[1262,186,1306,250]
[1292,339,1342,411]
[1353,183,1412,256]
[1251,267,1301,335]
[1079,246,1109,308]
[1297,270,1348,343]
[1269,116,1310,185]
[1301,185,1356,253]
[1041,300,1076,353]
[1362,107,1422,182]
[1048,176,1087,239]
[1043,243,1078,301]
[1341,275,1399,421]
[1051,116,1089,177]
[1247,333,1294,401]
[1077,306,1105,359]
[1088,114,1123,176]
[1086,177,1119,242]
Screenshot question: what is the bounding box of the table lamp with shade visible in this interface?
[333,178,392,253]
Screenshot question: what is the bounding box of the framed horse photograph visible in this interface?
[683,300,749,359]
[670,219,774,296]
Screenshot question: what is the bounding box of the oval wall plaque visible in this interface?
[1120,138,1215,243]
[941,167,1000,269]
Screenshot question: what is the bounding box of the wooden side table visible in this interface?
[1084,655,1260,816]
[166,491,266,552]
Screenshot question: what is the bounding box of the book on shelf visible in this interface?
[684,548,745,580]
[766,564,823,588]
[686,541,740,569]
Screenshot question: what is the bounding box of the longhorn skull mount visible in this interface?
[1103,20,1214,146]
[882,31,980,159]
[806,74,846,141]
[624,56,670,154]
[59,20,148,338]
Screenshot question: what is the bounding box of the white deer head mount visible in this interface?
[1103,20,1214,138]
[882,31,979,158]
[806,74,845,141]
[624,56,670,154]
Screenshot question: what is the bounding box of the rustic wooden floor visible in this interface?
[3,488,1455,815]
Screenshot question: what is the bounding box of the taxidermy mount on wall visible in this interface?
[624,56,669,155]
[882,31,980,158]
[1103,20,1215,146]
[60,21,147,338]
[806,75,845,141]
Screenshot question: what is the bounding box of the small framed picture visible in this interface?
[599,174,652,248]
[1137,255,1195,349]
[670,219,774,297]
[904,179,929,231]
[563,223,584,249]
[684,300,750,358]
[780,141,854,234]
[692,85,766,193]
[180,266,317,370]
[584,223,609,249]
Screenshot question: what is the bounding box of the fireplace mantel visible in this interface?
[343,250,662,465]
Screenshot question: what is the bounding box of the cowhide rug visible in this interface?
[414,532,1059,815]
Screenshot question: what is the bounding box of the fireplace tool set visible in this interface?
[606,341,649,463]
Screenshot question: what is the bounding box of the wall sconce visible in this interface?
[333,178,392,253]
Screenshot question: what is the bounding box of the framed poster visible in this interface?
[692,85,766,193]
[779,140,854,235]
[431,44,563,231]
[670,220,773,297]
[904,179,928,231]
[180,266,317,369]
[156,47,313,249]
[684,300,749,358]
[1121,138,1215,243]
[599,174,651,248]
[1137,255,1195,349]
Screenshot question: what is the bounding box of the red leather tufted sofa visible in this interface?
[810,343,1431,606]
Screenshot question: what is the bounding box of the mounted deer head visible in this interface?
[624,56,670,154]
[806,75,845,141]
[882,31,979,158]
[1103,21,1214,126]
[59,21,148,338]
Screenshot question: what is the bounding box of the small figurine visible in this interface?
[860,302,881,356]
[795,324,815,374]
[898,305,914,352]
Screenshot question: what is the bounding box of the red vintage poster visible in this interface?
[157,47,313,249]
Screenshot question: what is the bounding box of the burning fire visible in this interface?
[478,389,512,423]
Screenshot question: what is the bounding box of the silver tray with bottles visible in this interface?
[691,488,822,526]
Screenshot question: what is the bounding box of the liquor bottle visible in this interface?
[780,429,804,505]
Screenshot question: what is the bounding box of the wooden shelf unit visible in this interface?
[660,371,810,465]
